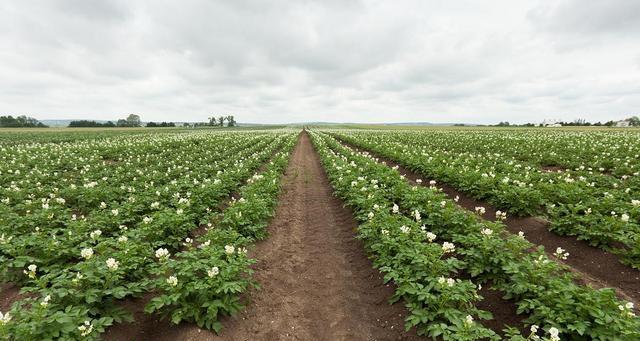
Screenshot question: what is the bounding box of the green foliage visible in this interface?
[0,130,296,339]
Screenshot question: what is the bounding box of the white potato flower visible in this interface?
[621,213,630,223]
[442,242,455,254]
[166,276,178,287]
[155,248,170,261]
[554,247,569,260]
[89,230,102,239]
[105,258,119,271]
[425,232,437,242]
[224,245,235,255]
[81,248,94,260]
[0,311,11,325]
[207,267,220,278]
[78,320,93,336]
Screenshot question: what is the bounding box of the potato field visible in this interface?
[1,128,639,340]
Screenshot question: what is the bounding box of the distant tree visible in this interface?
[604,120,615,127]
[629,116,640,127]
[226,115,236,127]
[208,116,216,126]
[183,122,190,128]
[218,116,225,127]
[0,115,48,128]
[126,114,141,127]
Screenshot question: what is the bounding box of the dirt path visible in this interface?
[209,132,418,341]
[106,132,419,340]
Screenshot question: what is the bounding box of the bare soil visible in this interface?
[0,283,21,312]
[105,132,420,340]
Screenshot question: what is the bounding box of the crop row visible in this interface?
[311,131,639,340]
[331,130,640,268]
[0,131,296,340]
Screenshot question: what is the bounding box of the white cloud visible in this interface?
[0,0,639,124]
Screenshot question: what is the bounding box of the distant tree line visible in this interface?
[68,120,116,127]
[68,114,142,128]
[492,116,639,127]
[0,115,48,128]
[146,121,176,127]
[198,115,236,127]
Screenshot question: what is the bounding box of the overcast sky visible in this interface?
[1,0,639,124]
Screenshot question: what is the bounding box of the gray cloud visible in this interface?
[0,0,639,124]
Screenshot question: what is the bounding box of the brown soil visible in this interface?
[0,283,21,312]
[105,132,420,340]
[540,166,565,173]
[338,139,640,306]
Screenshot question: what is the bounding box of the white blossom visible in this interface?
[399,225,410,234]
[425,232,437,242]
[0,311,11,325]
[475,206,486,215]
[464,315,474,326]
[392,203,399,214]
[413,210,421,222]
[166,276,178,287]
[155,248,170,261]
[225,245,235,255]
[105,258,119,271]
[207,267,220,278]
[89,230,102,239]
[481,228,493,236]
[81,248,94,260]
[40,295,51,307]
[621,213,630,223]
[78,320,93,336]
[554,247,569,260]
[442,242,455,254]
[23,264,38,278]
